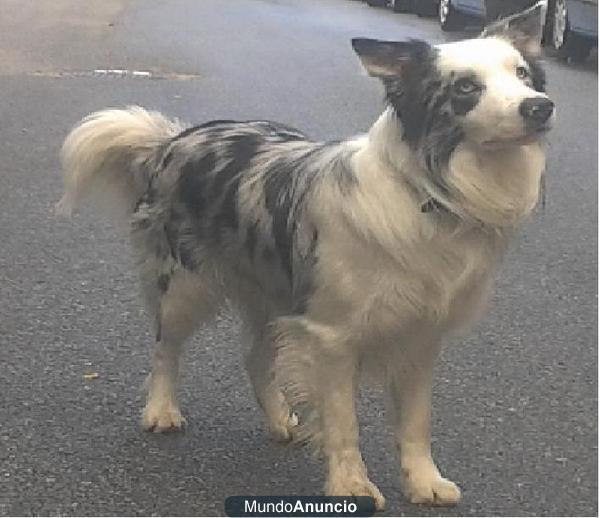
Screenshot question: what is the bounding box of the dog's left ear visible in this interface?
[481,1,545,55]
[351,38,432,78]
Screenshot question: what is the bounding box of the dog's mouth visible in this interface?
[483,124,551,148]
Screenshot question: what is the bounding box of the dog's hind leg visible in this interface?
[386,336,461,506]
[142,270,217,432]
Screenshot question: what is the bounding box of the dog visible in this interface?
[57,3,553,510]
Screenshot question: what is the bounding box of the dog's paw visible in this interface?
[326,475,386,511]
[268,411,299,442]
[263,391,298,442]
[142,403,186,432]
[402,469,461,506]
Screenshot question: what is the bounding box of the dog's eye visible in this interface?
[516,66,529,80]
[454,78,479,95]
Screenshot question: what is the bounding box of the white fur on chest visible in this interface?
[307,116,543,343]
[312,216,502,340]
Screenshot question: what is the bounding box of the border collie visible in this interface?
[58,3,553,509]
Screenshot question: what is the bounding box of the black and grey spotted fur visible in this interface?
[129,119,355,315]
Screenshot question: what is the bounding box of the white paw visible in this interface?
[402,469,461,506]
[326,474,386,511]
[261,388,298,442]
[142,402,186,432]
[268,411,298,442]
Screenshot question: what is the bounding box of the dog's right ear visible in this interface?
[481,1,545,55]
[351,38,432,78]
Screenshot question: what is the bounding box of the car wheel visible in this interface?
[549,0,592,61]
[439,0,464,31]
[391,0,412,12]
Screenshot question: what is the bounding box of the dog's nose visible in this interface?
[519,98,555,124]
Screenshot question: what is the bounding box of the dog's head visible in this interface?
[352,2,553,172]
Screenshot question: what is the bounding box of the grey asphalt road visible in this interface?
[1,0,597,516]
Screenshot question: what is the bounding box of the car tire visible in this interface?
[547,0,593,61]
[439,0,464,31]
[391,0,412,12]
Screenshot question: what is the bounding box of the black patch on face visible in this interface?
[380,42,465,178]
[382,41,438,148]
[450,75,484,116]
[522,54,546,92]
[451,95,480,116]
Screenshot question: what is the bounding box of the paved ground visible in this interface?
[1,0,597,516]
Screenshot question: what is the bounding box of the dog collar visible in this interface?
[420,198,447,214]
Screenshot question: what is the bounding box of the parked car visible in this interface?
[439,0,538,30]
[389,0,438,15]
[438,0,597,59]
[365,0,437,14]
[544,0,598,60]
[438,0,477,30]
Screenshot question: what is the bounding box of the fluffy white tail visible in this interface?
[57,106,184,216]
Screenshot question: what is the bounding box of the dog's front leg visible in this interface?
[319,353,385,510]
[143,338,185,432]
[387,338,461,506]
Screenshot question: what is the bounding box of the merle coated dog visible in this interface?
[58,3,553,509]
